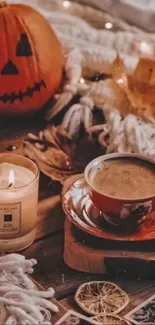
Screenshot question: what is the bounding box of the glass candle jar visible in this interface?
[0,153,39,252]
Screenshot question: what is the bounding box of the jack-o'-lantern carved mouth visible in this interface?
[0,80,46,103]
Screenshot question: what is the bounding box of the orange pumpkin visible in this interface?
[0,0,64,116]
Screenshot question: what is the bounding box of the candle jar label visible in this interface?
[0,202,21,236]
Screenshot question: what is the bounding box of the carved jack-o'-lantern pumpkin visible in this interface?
[0,0,64,116]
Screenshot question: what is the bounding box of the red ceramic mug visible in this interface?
[84,153,155,227]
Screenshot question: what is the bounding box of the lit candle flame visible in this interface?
[8,169,15,187]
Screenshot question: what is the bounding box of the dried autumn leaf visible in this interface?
[24,141,81,183]
[88,56,131,118]
[127,58,155,117]
[111,55,128,82]
[75,281,129,316]
[24,126,103,183]
[44,126,75,156]
[113,57,155,121]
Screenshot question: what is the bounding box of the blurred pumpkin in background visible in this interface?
[0,0,64,117]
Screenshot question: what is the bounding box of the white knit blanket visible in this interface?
[8,0,155,158]
[9,0,154,72]
[75,0,155,31]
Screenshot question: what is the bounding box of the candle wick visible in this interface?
[7,183,17,189]
[7,182,13,189]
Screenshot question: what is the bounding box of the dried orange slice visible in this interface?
[91,314,131,325]
[75,281,129,316]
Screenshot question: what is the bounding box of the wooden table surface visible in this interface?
[1,125,155,323]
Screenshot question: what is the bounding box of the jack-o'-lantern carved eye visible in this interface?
[1,60,19,75]
[16,33,33,57]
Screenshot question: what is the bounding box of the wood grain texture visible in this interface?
[64,219,155,275]
[22,231,110,300]
[22,226,155,302]
[36,194,64,240]
[60,280,155,319]
[64,219,106,274]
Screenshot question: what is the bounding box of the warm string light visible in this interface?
[117,78,124,85]
[80,77,85,84]
[138,41,154,56]
[65,159,72,170]
[80,73,103,98]
[105,22,113,30]
[63,0,70,9]
[116,75,127,88]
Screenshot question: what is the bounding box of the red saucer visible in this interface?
[62,177,155,241]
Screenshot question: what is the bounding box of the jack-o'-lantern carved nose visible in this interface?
[1,61,19,75]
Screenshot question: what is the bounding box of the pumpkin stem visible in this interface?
[0,0,6,7]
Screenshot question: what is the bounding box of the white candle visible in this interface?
[0,155,39,252]
[0,163,34,189]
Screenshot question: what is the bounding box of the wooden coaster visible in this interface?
[64,219,106,273]
[64,218,155,275]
